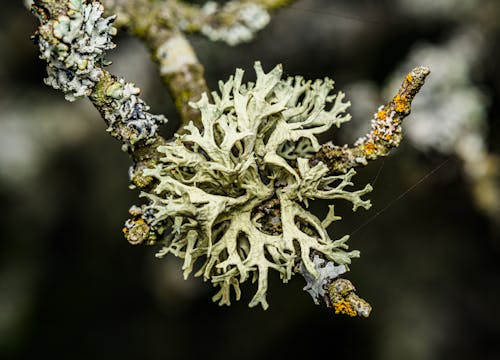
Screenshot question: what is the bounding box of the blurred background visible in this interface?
[1,0,500,359]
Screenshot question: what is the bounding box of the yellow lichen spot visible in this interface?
[406,73,413,83]
[125,217,149,245]
[105,82,123,99]
[122,226,127,235]
[132,173,154,189]
[175,89,193,111]
[363,142,377,155]
[78,59,88,71]
[260,0,293,9]
[394,94,408,113]
[333,299,357,317]
[384,134,392,140]
[376,109,387,120]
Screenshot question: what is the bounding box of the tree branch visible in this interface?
[100,0,296,129]
[315,66,431,173]
[31,0,432,313]
[32,0,167,188]
[173,0,296,45]
[103,0,295,43]
[101,0,208,130]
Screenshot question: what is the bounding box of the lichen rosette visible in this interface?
[133,62,372,309]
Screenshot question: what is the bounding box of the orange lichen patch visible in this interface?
[394,94,409,113]
[126,218,145,229]
[363,142,377,154]
[123,218,149,245]
[406,73,413,83]
[384,134,392,140]
[333,299,357,317]
[123,218,145,235]
[376,109,387,120]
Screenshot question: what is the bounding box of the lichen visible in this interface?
[354,105,401,149]
[34,0,167,143]
[134,62,372,309]
[38,0,117,101]
[100,77,166,143]
[200,1,271,45]
[329,278,372,317]
[300,254,348,304]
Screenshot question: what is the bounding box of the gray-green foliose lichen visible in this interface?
[36,0,166,142]
[136,62,372,309]
[300,254,348,304]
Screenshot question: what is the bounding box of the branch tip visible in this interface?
[315,66,431,174]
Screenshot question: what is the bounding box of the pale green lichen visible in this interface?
[137,62,372,309]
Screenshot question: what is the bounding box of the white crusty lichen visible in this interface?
[354,106,400,149]
[200,1,270,45]
[36,0,166,143]
[102,78,167,143]
[137,62,372,309]
[38,0,117,101]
